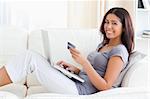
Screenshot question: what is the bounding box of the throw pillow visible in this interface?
[112,51,146,87]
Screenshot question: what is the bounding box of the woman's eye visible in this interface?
[112,22,117,25]
[105,21,109,24]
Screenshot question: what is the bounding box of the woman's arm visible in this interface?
[82,56,123,90]
[70,48,124,91]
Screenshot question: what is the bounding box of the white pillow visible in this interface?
[113,51,146,87]
[127,51,146,68]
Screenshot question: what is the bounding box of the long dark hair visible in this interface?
[100,7,134,55]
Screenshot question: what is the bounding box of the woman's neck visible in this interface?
[108,39,122,46]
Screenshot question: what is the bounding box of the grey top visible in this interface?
[75,43,129,95]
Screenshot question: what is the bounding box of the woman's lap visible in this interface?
[4,50,79,95]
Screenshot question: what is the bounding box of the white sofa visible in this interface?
[0,26,149,99]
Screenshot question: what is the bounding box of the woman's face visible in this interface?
[104,14,123,40]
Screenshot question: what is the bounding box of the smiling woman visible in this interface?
[100,7,134,55]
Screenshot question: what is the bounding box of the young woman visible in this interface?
[0,7,134,95]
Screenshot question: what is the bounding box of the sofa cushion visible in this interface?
[25,87,149,99]
[127,51,146,69]
[113,51,146,87]
[0,91,19,99]
[0,83,27,97]
[27,86,48,95]
[94,87,149,97]
[121,51,147,87]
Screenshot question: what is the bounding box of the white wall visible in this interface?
[2,1,68,30]
[1,1,101,29]
[105,0,136,28]
[67,0,98,28]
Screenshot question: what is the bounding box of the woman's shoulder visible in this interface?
[109,44,129,64]
[112,44,128,53]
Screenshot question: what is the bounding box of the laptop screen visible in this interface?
[41,29,53,65]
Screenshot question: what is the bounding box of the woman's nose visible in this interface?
[107,23,112,29]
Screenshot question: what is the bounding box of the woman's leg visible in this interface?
[0,67,12,86]
[4,50,78,95]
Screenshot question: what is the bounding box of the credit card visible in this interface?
[67,42,76,49]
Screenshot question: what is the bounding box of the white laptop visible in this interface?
[41,30,84,83]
